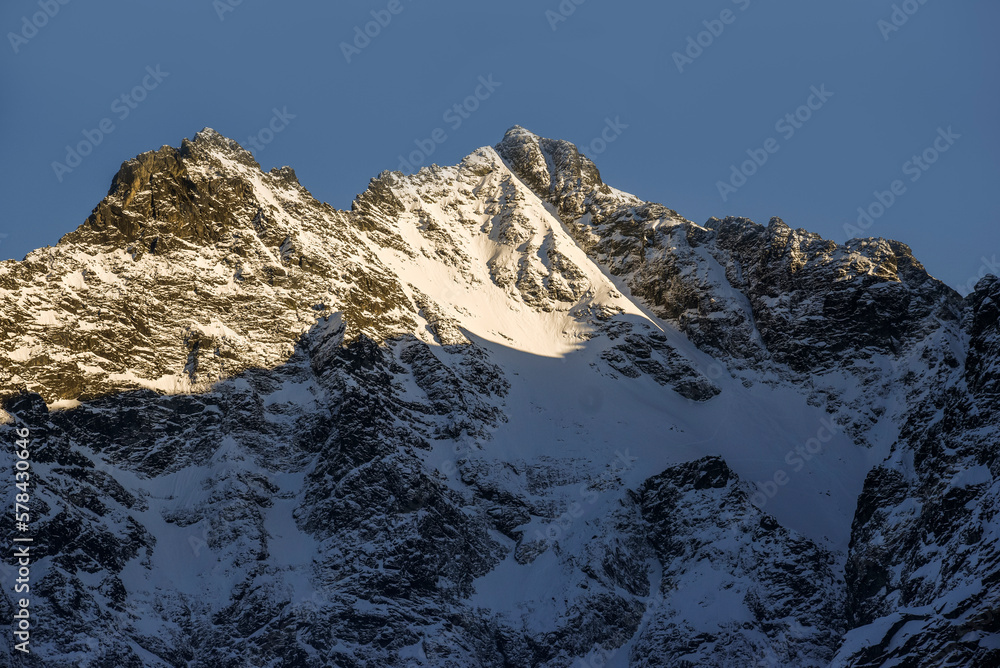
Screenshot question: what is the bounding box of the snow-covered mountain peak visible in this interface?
[1,127,997,667]
[495,124,639,223]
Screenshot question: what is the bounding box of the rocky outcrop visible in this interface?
[634,457,845,667]
[835,276,1000,667]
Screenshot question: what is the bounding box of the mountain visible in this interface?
[0,126,997,667]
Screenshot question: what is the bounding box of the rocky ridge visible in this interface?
[0,126,996,667]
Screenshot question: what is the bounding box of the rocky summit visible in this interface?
[0,126,997,667]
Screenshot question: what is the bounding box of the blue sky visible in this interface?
[2,0,997,294]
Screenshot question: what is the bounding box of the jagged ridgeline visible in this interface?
[0,127,997,667]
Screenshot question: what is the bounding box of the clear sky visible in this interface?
[2,1,997,294]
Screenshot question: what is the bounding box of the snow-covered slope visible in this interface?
[0,127,996,667]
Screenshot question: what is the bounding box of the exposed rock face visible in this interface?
[496,126,964,448]
[0,126,996,666]
[634,457,845,667]
[836,276,1000,667]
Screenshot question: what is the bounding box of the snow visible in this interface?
[188,319,244,342]
[357,150,649,358]
[469,546,568,628]
[107,369,193,394]
[464,330,877,554]
[8,346,33,362]
[949,465,993,489]
[10,127,988,666]
[61,271,87,290]
[47,398,82,410]
[371,147,882,553]
[36,310,61,325]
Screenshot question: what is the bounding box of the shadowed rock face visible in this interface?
[838,275,1000,667]
[636,457,845,667]
[0,126,997,666]
[966,275,1000,403]
[496,126,962,374]
[496,126,966,448]
[707,216,962,373]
